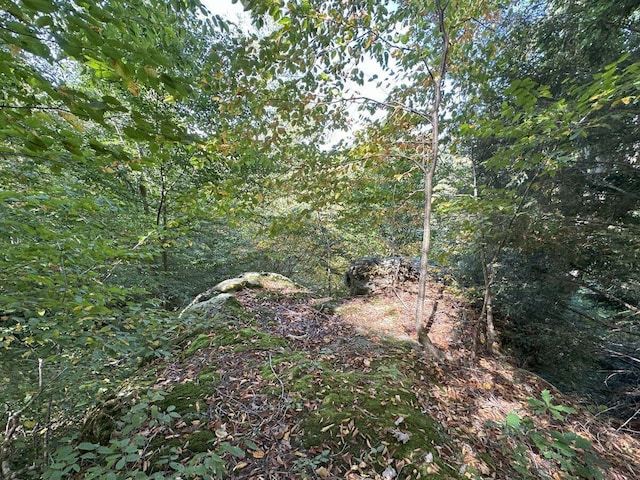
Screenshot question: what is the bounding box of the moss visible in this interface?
[184,333,213,356]
[216,295,248,316]
[197,370,220,384]
[185,430,216,453]
[262,351,458,479]
[305,383,454,477]
[213,327,286,351]
[175,299,248,346]
[158,381,210,416]
[176,297,286,365]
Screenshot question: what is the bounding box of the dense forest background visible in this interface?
[1,0,638,477]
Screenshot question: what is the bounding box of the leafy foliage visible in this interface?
[493,391,604,480]
[1,0,640,477]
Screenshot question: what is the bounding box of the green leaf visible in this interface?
[48,471,64,480]
[574,436,592,450]
[527,397,545,408]
[77,442,97,451]
[244,438,260,450]
[506,413,521,428]
[218,442,245,458]
[22,0,57,14]
[115,456,126,470]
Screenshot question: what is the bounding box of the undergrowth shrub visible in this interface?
[491,390,605,480]
[42,389,244,480]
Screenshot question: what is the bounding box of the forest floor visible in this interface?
[142,276,640,479]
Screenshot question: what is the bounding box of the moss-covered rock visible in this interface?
[180,272,309,319]
[80,396,126,445]
[180,292,237,318]
[214,276,262,293]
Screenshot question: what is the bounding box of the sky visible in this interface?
[202,0,249,22]
[200,0,389,145]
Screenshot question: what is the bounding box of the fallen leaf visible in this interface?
[321,423,335,433]
[426,463,441,474]
[391,429,411,444]
[233,462,248,471]
[382,466,397,479]
[251,450,265,459]
[316,466,330,478]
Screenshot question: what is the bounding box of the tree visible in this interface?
[238,0,506,357]
[0,2,249,476]
[447,0,640,412]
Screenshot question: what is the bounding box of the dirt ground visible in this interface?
[337,282,468,352]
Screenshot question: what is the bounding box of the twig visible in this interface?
[616,406,640,432]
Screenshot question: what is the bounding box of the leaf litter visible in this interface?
[144,279,640,479]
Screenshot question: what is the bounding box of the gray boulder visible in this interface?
[344,256,419,296]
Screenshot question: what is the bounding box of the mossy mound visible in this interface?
[179,301,286,356]
[262,348,457,478]
[34,272,640,480]
[64,274,466,479]
[157,381,210,416]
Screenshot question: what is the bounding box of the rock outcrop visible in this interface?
[344,256,420,296]
[179,272,307,318]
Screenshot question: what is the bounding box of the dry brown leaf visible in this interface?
[426,463,441,474]
[382,466,397,479]
[391,429,411,444]
[233,462,248,471]
[321,423,335,433]
[315,466,330,478]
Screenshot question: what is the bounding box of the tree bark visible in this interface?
[478,246,497,354]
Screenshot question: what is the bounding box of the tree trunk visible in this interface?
[416,162,442,358]
[477,246,497,355]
